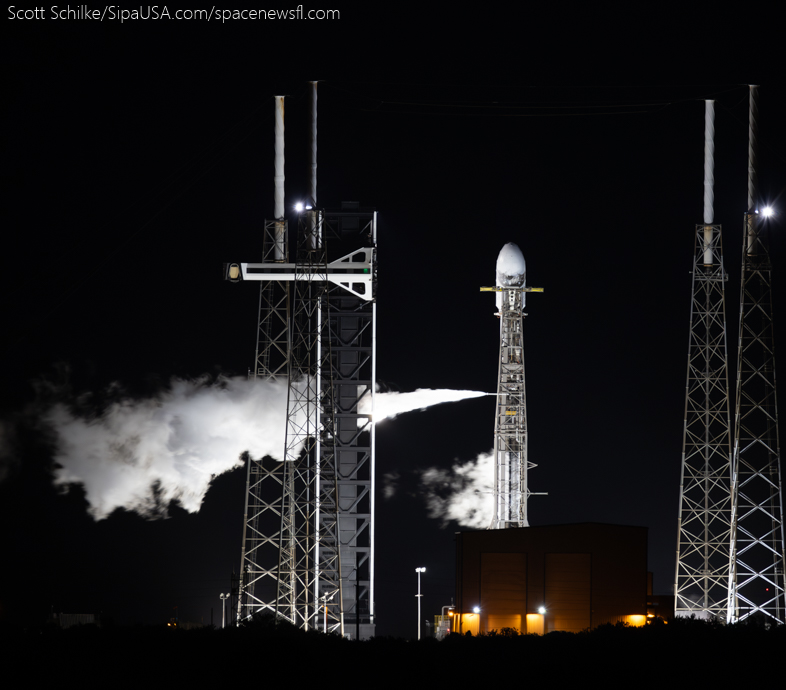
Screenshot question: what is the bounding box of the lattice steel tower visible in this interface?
[675,100,734,620]
[483,243,543,529]
[228,86,378,638]
[729,85,786,624]
[234,96,290,624]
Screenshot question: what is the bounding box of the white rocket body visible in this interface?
[495,242,526,311]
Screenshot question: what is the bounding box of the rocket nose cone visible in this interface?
[496,242,526,286]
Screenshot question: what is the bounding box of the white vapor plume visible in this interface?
[361,388,486,422]
[48,376,288,520]
[382,471,400,499]
[43,377,488,521]
[420,452,495,529]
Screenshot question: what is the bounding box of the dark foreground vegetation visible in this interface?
[6,615,784,684]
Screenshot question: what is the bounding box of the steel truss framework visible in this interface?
[675,224,734,620]
[490,286,532,529]
[730,212,786,624]
[234,207,377,639]
[254,219,290,381]
[237,218,289,624]
[277,210,343,633]
[321,209,377,639]
[237,452,285,620]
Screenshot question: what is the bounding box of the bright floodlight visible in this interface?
[294,202,304,212]
[473,606,480,613]
[762,206,774,217]
[538,606,546,614]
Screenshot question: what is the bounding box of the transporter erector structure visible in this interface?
[482,243,544,529]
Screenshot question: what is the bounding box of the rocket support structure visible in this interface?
[230,87,378,637]
[483,243,543,529]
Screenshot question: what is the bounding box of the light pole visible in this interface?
[319,590,337,633]
[415,567,426,640]
[220,593,230,629]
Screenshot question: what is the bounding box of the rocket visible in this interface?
[495,242,526,311]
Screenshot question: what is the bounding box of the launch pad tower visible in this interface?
[227,87,377,638]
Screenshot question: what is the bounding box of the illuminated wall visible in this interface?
[525,613,544,635]
[455,523,648,634]
[545,553,591,632]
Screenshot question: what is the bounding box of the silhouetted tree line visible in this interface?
[5,614,784,684]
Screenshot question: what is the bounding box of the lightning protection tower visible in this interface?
[729,85,786,624]
[674,100,734,621]
[482,243,543,529]
[232,96,290,624]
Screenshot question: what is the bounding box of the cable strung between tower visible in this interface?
[482,243,544,529]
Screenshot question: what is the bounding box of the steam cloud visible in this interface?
[48,377,289,520]
[419,452,495,529]
[43,378,488,521]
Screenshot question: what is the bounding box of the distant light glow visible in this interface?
[473,606,480,613]
[294,202,304,212]
[526,613,545,635]
[538,606,546,614]
[762,206,774,217]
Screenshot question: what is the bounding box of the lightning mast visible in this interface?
[674,100,734,620]
[729,85,786,624]
[482,243,543,529]
[234,96,290,623]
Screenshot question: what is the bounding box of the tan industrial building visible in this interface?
[454,523,649,634]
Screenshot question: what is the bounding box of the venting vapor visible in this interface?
[46,377,487,520]
[361,388,486,422]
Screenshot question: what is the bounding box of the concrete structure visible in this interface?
[455,523,648,634]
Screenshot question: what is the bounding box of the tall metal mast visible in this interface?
[482,243,543,529]
[674,100,734,620]
[729,85,786,624]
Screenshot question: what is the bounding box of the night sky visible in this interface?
[2,19,785,638]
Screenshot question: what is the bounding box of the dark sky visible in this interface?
[2,19,785,638]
